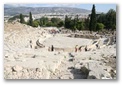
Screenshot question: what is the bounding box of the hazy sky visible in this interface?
[5,4,116,13]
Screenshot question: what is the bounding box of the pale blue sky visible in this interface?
[78,4,116,13]
[5,4,116,13]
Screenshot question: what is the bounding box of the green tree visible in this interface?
[9,14,28,22]
[105,9,116,30]
[70,19,76,31]
[29,12,33,26]
[96,23,104,31]
[57,21,64,27]
[46,21,52,26]
[51,18,61,26]
[77,21,85,31]
[84,18,90,30]
[20,13,25,24]
[51,18,60,23]
[75,15,79,29]
[64,15,68,28]
[112,24,116,30]
[64,15,72,29]
[40,17,48,27]
[33,20,39,27]
[97,13,106,24]
[89,4,97,31]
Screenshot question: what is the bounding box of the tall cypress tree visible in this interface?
[20,13,25,24]
[89,4,97,31]
[64,15,68,28]
[64,15,71,29]
[29,12,33,26]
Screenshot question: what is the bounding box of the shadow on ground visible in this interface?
[69,66,97,79]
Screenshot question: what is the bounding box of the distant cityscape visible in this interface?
[4,7,92,22]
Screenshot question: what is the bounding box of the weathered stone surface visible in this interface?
[4,22,116,79]
[12,65,23,72]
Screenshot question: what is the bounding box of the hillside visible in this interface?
[4,7,91,16]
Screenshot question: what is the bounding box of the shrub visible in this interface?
[57,21,64,27]
[96,23,105,31]
[33,20,39,27]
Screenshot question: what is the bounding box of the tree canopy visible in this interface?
[17,6,116,31]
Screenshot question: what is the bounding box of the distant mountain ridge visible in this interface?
[4,6,91,16]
